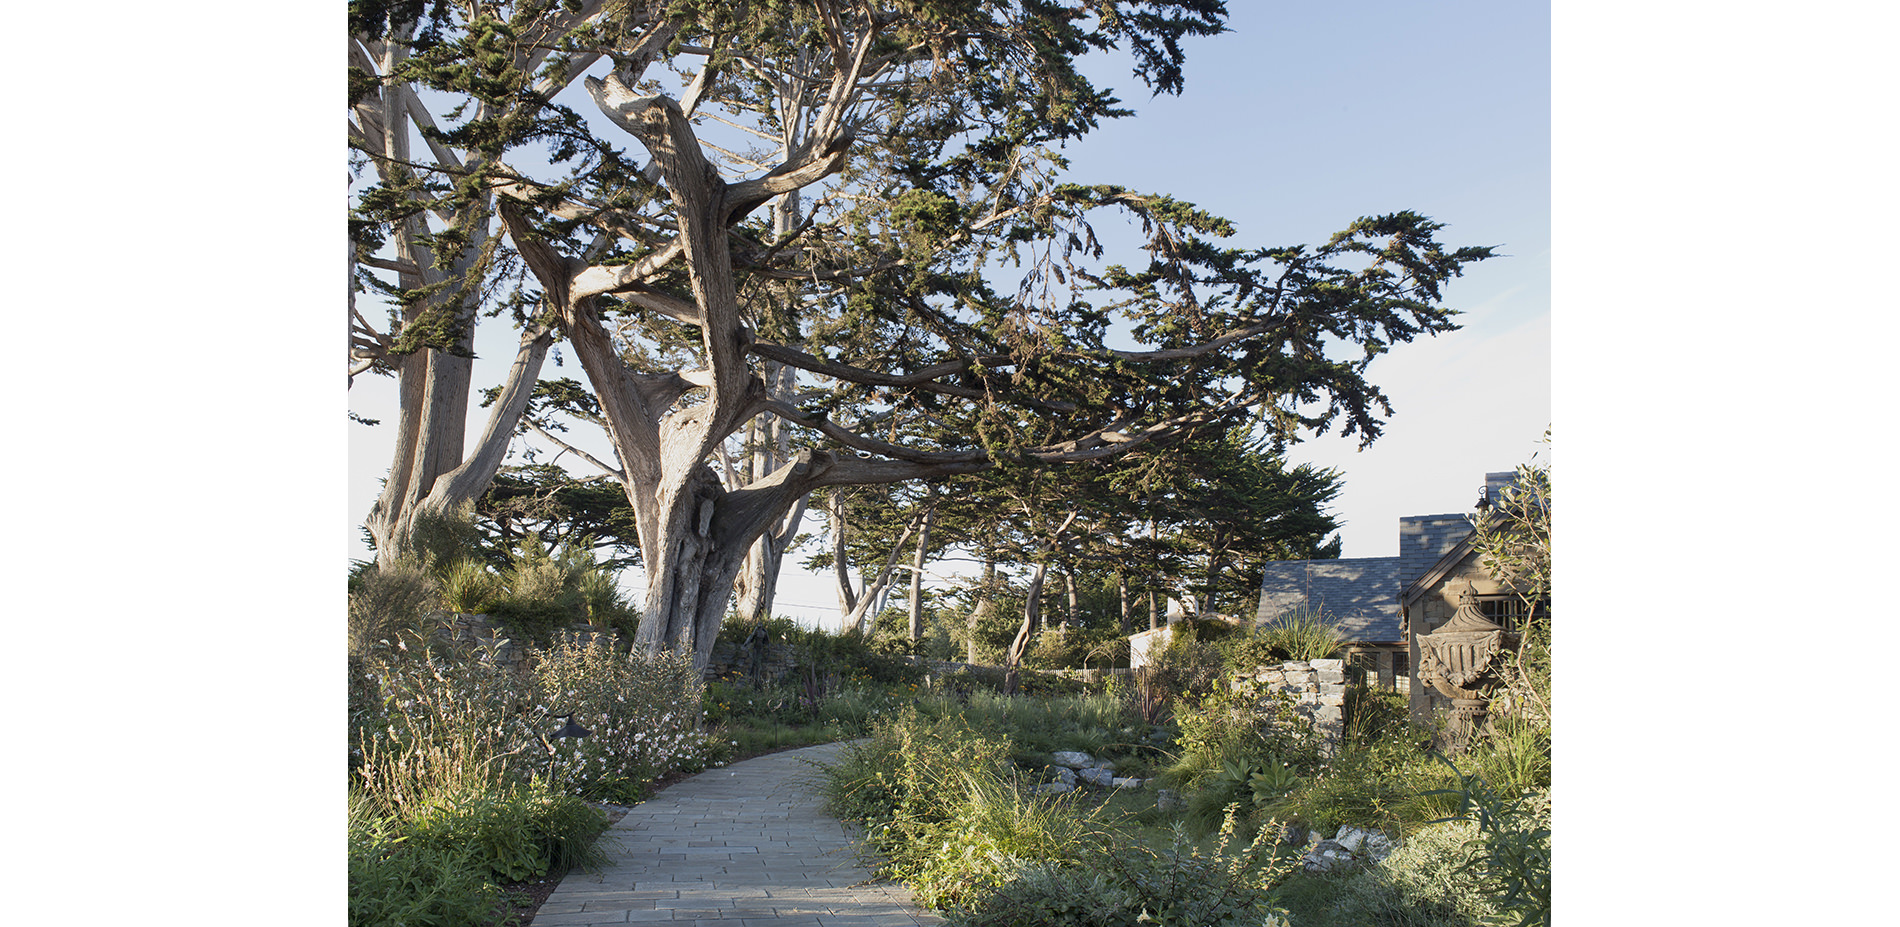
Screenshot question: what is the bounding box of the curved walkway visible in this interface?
[530,742,944,926]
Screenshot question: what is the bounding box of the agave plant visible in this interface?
[1248,755,1301,805]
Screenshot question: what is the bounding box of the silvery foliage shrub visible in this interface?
[949,809,1296,927]
[1322,819,1504,927]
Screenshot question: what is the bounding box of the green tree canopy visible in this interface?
[352,1,1493,669]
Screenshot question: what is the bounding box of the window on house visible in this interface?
[1393,651,1409,676]
[1475,595,1548,632]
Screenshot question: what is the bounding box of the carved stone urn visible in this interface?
[1417,585,1519,752]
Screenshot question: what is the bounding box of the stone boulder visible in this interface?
[1334,825,1397,863]
[1300,824,1399,872]
[1302,839,1356,873]
[1029,750,1154,791]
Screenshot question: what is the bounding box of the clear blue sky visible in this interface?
[349,1,1551,605]
[1058,0,1552,557]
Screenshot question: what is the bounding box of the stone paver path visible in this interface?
[530,741,944,926]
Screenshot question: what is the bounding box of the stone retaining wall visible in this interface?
[702,637,803,682]
[432,612,620,676]
[1230,658,1349,756]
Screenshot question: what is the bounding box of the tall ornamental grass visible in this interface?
[1255,605,1344,662]
[821,701,1298,924]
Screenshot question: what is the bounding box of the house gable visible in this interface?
[1251,471,1519,649]
[1395,513,1475,585]
[1400,532,1479,611]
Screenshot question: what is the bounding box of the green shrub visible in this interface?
[952,860,1142,927]
[349,796,503,927]
[823,688,1311,925]
[813,627,931,688]
[402,503,488,571]
[927,663,1084,697]
[904,773,1102,909]
[1264,739,1426,837]
[1426,755,1551,927]
[1026,625,1118,670]
[348,557,440,659]
[1471,714,1550,797]
[817,686,903,734]
[402,784,611,882]
[1343,685,1412,749]
[349,776,610,926]
[1145,623,1235,702]
[1216,631,1284,677]
[819,702,1131,908]
[1166,685,1322,779]
[476,537,641,644]
[820,705,1010,829]
[437,557,504,615]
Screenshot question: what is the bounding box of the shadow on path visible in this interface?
[530,741,943,926]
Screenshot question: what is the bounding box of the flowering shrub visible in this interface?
[352,633,711,808]
[530,633,711,802]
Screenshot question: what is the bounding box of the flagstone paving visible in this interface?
[530,741,944,926]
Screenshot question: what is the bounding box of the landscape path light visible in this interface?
[551,713,592,739]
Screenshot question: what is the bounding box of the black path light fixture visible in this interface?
[551,713,592,739]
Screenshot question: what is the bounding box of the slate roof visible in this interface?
[1256,558,1406,644]
[1395,514,1475,587]
[1250,471,1513,646]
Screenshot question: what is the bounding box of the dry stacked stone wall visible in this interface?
[1231,658,1349,756]
[431,612,619,677]
[702,638,801,682]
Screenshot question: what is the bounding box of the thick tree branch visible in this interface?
[525,417,626,482]
[755,399,987,465]
[570,240,689,302]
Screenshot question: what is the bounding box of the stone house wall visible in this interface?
[431,612,623,677]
